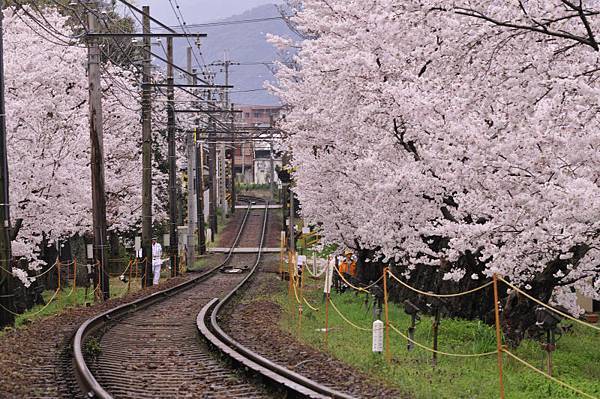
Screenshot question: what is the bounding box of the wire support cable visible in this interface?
[498,276,600,333]
[387,269,493,298]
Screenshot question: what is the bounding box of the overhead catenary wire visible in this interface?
[160,15,292,30]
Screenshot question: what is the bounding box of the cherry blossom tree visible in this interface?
[4,7,170,286]
[273,0,600,343]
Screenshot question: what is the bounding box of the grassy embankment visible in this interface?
[277,274,600,399]
[13,275,141,328]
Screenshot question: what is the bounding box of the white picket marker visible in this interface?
[373,320,384,353]
[323,258,333,294]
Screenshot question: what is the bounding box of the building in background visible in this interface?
[234,105,283,185]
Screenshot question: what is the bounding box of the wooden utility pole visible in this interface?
[166,37,178,276]
[87,7,110,300]
[141,6,153,288]
[209,121,218,241]
[0,2,15,327]
[185,47,196,268]
[195,134,206,254]
[269,115,275,200]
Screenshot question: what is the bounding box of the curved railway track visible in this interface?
[72,196,352,399]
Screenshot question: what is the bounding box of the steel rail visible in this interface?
[71,200,256,399]
[197,204,356,399]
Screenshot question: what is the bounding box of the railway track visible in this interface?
[71,196,351,399]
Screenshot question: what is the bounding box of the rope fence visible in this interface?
[387,269,494,298]
[328,296,371,331]
[389,323,497,358]
[503,349,598,399]
[334,266,383,292]
[283,255,600,399]
[498,276,600,333]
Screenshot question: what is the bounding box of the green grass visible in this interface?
[13,276,142,328]
[278,278,600,399]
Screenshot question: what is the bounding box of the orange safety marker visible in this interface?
[493,273,505,399]
[279,232,285,278]
[383,267,391,364]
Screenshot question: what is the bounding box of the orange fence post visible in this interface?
[288,251,293,302]
[128,259,133,292]
[279,232,285,278]
[383,267,391,364]
[324,256,331,348]
[325,292,330,347]
[493,273,506,399]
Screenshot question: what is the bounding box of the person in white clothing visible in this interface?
[152,238,163,285]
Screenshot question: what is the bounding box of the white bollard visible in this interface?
[206,229,212,243]
[373,320,384,353]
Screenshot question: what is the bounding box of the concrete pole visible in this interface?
[166,37,178,276]
[88,7,110,299]
[0,1,14,326]
[141,6,154,288]
[186,47,196,268]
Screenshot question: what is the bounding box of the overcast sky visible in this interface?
[132,0,282,25]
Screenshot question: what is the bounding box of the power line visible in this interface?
[159,16,292,30]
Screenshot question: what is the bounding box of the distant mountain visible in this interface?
[170,4,299,106]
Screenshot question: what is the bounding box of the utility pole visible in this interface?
[186,47,196,268]
[141,6,153,288]
[230,103,236,214]
[209,121,218,241]
[0,2,14,327]
[220,61,230,217]
[166,37,178,277]
[195,133,206,254]
[87,6,110,300]
[269,115,275,200]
